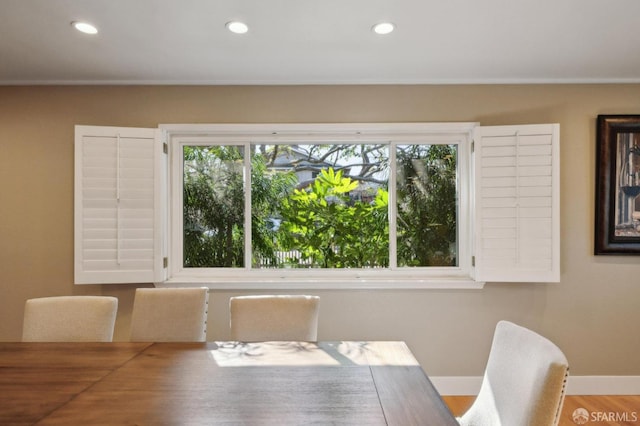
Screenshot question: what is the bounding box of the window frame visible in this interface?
[162,122,481,289]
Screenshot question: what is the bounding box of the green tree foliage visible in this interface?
[277,168,389,268]
[183,143,457,270]
[250,155,297,267]
[183,146,244,267]
[183,146,296,268]
[396,145,457,266]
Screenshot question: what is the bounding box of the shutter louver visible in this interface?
[474,124,560,283]
[75,126,163,284]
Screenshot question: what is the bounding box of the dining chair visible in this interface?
[129,287,209,342]
[229,295,320,342]
[22,295,118,342]
[458,320,569,426]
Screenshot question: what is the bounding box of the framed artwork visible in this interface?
[595,115,640,254]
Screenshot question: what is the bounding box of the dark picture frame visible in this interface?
[595,115,640,254]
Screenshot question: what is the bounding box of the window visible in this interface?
[167,123,474,287]
[180,141,457,269]
[75,122,559,289]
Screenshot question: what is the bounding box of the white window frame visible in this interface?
[74,122,560,290]
[161,122,479,289]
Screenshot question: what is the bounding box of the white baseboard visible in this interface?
[431,376,483,396]
[431,376,640,396]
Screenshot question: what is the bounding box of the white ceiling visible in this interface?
[2,0,640,85]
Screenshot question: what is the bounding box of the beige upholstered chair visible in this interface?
[130,287,209,342]
[22,296,118,342]
[458,320,569,426]
[229,295,320,342]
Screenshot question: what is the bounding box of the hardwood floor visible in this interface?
[443,395,640,425]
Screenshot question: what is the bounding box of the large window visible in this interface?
[75,123,559,288]
[181,142,458,270]
[168,124,474,286]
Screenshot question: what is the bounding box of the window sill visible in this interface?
[156,277,485,290]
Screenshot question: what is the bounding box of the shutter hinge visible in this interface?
[471,140,475,153]
[471,256,475,267]
[163,143,168,154]
[163,257,168,268]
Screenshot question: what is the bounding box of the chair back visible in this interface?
[230,295,320,342]
[22,296,118,342]
[459,320,569,426]
[130,287,209,342]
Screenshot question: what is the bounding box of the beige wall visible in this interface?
[1,85,639,376]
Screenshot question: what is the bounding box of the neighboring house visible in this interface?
[268,144,378,202]
[269,145,336,187]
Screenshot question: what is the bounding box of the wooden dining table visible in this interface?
[0,341,458,425]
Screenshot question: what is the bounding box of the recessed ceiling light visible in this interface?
[372,22,395,35]
[71,21,98,35]
[226,21,249,34]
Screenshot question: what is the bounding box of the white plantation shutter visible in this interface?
[74,126,164,284]
[473,124,560,283]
